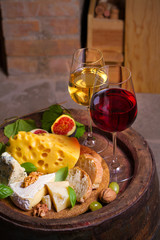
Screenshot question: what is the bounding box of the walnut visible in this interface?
[32,203,49,217]
[99,188,117,203]
[21,172,43,188]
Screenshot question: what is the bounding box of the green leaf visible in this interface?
[41,104,63,131]
[75,121,84,127]
[0,184,13,199]
[4,121,19,138]
[68,186,76,208]
[18,119,36,132]
[50,104,63,114]
[21,162,37,173]
[0,142,6,155]
[74,121,85,138]
[4,119,36,138]
[55,166,68,182]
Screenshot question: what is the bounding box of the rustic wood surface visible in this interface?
[125,0,160,93]
[0,109,159,240]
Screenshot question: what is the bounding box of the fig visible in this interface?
[51,115,76,136]
[30,129,48,134]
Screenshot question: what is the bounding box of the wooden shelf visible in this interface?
[87,0,124,64]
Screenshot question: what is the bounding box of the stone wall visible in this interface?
[0,0,81,76]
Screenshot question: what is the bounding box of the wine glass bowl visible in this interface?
[68,48,105,107]
[90,65,137,182]
[69,67,100,107]
[68,48,109,152]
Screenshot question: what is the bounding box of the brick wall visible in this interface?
[0,0,81,76]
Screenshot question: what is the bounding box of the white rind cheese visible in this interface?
[46,181,71,212]
[0,152,27,185]
[10,173,55,210]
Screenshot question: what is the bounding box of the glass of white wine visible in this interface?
[68,48,109,153]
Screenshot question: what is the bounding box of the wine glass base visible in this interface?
[78,132,109,154]
[106,155,133,183]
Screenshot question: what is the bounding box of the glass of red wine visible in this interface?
[90,65,137,182]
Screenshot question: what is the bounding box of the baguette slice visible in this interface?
[80,145,102,163]
[66,166,92,203]
[76,153,103,189]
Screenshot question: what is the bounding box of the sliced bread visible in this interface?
[66,166,92,203]
[76,153,103,189]
[80,145,102,163]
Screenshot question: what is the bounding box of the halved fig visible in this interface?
[51,114,76,136]
[30,129,48,134]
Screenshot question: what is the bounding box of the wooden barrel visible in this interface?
[0,109,159,240]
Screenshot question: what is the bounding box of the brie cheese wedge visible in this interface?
[10,173,55,210]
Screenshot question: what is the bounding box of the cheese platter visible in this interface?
[0,107,159,240]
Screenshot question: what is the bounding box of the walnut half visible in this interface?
[32,203,49,217]
[99,188,117,203]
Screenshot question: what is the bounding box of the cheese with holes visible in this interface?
[10,173,55,210]
[6,131,80,174]
[46,181,71,212]
[0,152,27,185]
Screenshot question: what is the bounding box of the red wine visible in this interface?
[90,88,137,132]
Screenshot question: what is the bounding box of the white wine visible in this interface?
[68,67,107,106]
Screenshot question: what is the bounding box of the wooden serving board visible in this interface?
[0,157,109,219]
[0,109,159,240]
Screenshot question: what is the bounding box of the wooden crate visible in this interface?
[87,0,124,64]
[125,0,160,93]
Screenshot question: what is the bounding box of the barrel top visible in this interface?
[0,109,156,231]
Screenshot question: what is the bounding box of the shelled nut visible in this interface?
[99,188,117,203]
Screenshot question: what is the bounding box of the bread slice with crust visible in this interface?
[80,145,102,163]
[76,153,103,189]
[66,166,92,203]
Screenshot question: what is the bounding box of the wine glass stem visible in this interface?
[112,132,116,157]
[87,106,93,138]
[111,132,120,174]
[83,106,95,148]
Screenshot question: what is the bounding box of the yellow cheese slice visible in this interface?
[6,131,80,174]
[46,181,71,212]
